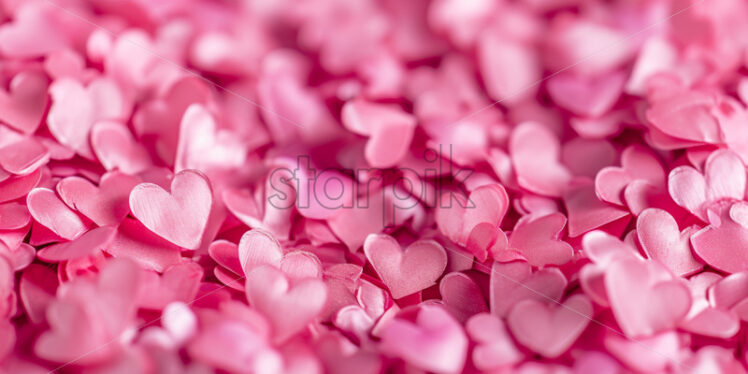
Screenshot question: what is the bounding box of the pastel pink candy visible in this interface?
[507,294,592,358]
[379,305,468,374]
[129,169,213,249]
[363,234,447,299]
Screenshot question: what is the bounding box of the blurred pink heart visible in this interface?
[636,208,702,276]
[57,172,140,227]
[129,169,212,249]
[0,136,49,176]
[342,100,416,168]
[91,120,152,174]
[435,183,509,247]
[238,228,284,274]
[364,234,447,299]
[439,272,488,322]
[466,313,522,371]
[175,104,248,173]
[547,71,625,117]
[0,71,48,134]
[245,265,327,343]
[508,213,574,267]
[605,258,691,337]
[507,294,592,358]
[510,122,572,197]
[604,331,680,372]
[379,305,468,374]
[490,260,567,317]
[595,145,665,206]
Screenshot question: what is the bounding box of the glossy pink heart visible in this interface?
[0,71,48,134]
[27,187,89,240]
[510,122,572,197]
[636,208,702,276]
[363,234,447,299]
[466,313,522,371]
[507,294,592,358]
[341,100,416,168]
[489,260,568,317]
[129,169,213,249]
[508,213,574,267]
[57,172,140,227]
[90,120,152,174]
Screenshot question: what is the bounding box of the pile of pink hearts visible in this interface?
[1,0,748,372]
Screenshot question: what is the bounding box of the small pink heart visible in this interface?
[245,265,327,343]
[57,172,140,227]
[175,104,248,173]
[508,213,574,267]
[19,263,58,323]
[547,71,625,117]
[510,122,572,197]
[435,183,509,248]
[379,304,468,374]
[363,234,447,299]
[137,263,204,310]
[646,88,722,144]
[341,100,416,168]
[0,136,49,176]
[106,218,182,272]
[37,225,116,262]
[690,202,748,273]
[47,78,128,159]
[90,120,152,174]
[564,181,630,237]
[0,71,48,134]
[604,331,680,372]
[605,258,691,337]
[489,260,568,317]
[27,187,89,240]
[439,272,488,322]
[595,145,665,206]
[637,208,703,276]
[668,149,746,221]
[129,169,213,249]
[466,313,522,371]
[507,293,592,358]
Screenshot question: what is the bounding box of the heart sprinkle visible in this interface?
[1,1,748,373]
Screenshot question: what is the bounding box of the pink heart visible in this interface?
[175,104,248,173]
[0,136,49,176]
[435,183,509,248]
[341,100,416,168]
[646,88,722,144]
[363,234,447,299]
[507,294,592,358]
[56,172,140,227]
[668,149,746,221]
[508,213,574,267]
[466,313,522,371]
[510,122,572,197]
[0,71,48,134]
[129,169,213,249]
[47,77,127,159]
[439,272,488,322]
[0,3,69,58]
[27,187,89,240]
[547,71,625,117]
[0,168,41,203]
[690,202,748,273]
[489,260,568,317]
[245,265,327,343]
[37,225,116,262]
[595,145,665,206]
[90,120,152,174]
[0,202,30,231]
[605,258,691,337]
[564,181,630,237]
[107,218,182,272]
[636,208,703,276]
[137,263,204,310]
[604,331,680,372]
[379,305,468,374]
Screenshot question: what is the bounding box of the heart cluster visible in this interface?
[1,0,748,373]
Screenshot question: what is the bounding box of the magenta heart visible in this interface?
[508,212,574,267]
[57,172,140,227]
[507,294,592,358]
[245,265,327,343]
[605,258,691,337]
[129,169,213,249]
[363,234,447,299]
[379,305,468,374]
[489,260,568,317]
[636,208,703,276]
